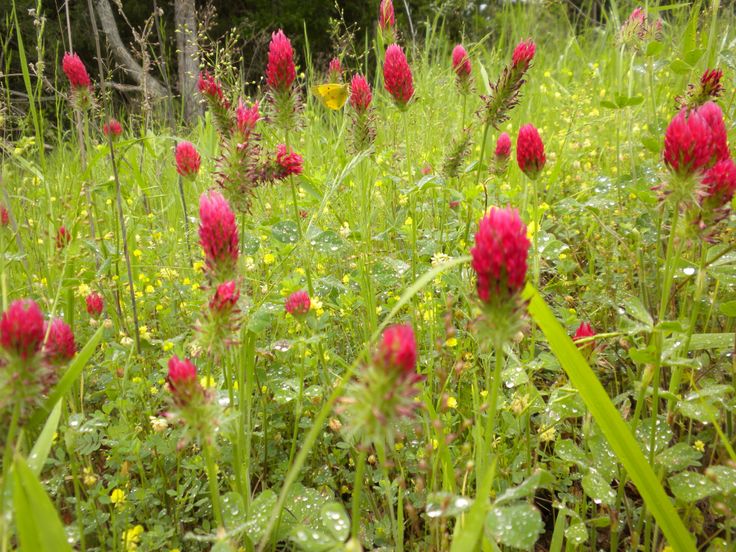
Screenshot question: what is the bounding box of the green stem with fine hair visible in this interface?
[351,447,368,540]
[482,341,504,480]
[204,441,224,530]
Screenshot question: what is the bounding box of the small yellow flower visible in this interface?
[200,375,216,389]
[694,440,705,452]
[444,337,458,348]
[263,253,275,265]
[133,249,142,258]
[162,341,173,352]
[447,397,458,409]
[122,524,144,551]
[480,390,488,399]
[110,488,126,506]
[432,438,439,450]
[394,442,404,451]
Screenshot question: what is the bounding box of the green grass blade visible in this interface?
[523,284,695,551]
[13,455,73,552]
[28,400,62,476]
[28,325,104,430]
[450,462,495,552]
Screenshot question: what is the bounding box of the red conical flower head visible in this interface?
[210,281,240,314]
[350,74,373,112]
[198,190,239,274]
[383,44,414,107]
[379,0,395,31]
[471,207,530,302]
[701,158,736,207]
[0,299,45,359]
[43,319,76,365]
[701,69,724,100]
[512,40,536,72]
[664,108,717,176]
[328,57,342,82]
[0,205,8,227]
[175,141,201,178]
[516,124,546,179]
[379,324,417,376]
[452,44,471,78]
[285,290,310,318]
[103,118,122,138]
[85,292,104,317]
[697,102,729,162]
[236,100,260,136]
[275,144,303,177]
[197,71,225,102]
[56,226,71,249]
[573,322,596,343]
[62,52,91,89]
[266,30,296,92]
[495,132,511,158]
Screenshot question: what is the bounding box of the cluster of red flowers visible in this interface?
[516,124,546,180]
[85,292,104,317]
[62,53,91,90]
[471,207,530,303]
[266,30,296,93]
[452,44,472,93]
[175,141,202,178]
[0,299,76,411]
[383,44,414,107]
[327,58,342,83]
[662,101,736,222]
[275,145,304,178]
[285,290,310,318]
[198,190,239,278]
[103,119,123,138]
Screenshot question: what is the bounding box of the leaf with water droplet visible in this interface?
[320,502,350,542]
[495,470,554,506]
[669,471,720,502]
[221,491,244,531]
[243,490,277,544]
[705,466,736,495]
[582,470,615,506]
[310,230,343,255]
[272,220,299,244]
[426,492,474,518]
[565,521,588,545]
[656,443,702,473]
[485,503,544,549]
[288,525,336,551]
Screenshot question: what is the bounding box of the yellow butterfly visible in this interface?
[311,83,349,110]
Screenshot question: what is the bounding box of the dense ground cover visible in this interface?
[0,2,735,551]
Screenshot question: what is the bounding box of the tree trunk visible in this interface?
[175,0,201,123]
[94,0,167,98]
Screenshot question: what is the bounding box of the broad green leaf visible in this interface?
[683,48,705,66]
[719,301,736,317]
[669,471,719,502]
[320,502,350,542]
[670,59,692,74]
[13,456,73,552]
[555,439,587,467]
[28,400,62,476]
[582,471,616,506]
[688,333,735,350]
[485,504,544,549]
[221,491,245,532]
[310,230,343,255]
[289,526,336,551]
[244,490,278,544]
[523,285,695,551]
[656,443,702,473]
[565,521,588,545]
[706,466,736,495]
[645,41,665,57]
[272,221,299,244]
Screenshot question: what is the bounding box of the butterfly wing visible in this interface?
[312,84,348,110]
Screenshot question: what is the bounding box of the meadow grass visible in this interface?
[1,2,735,551]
